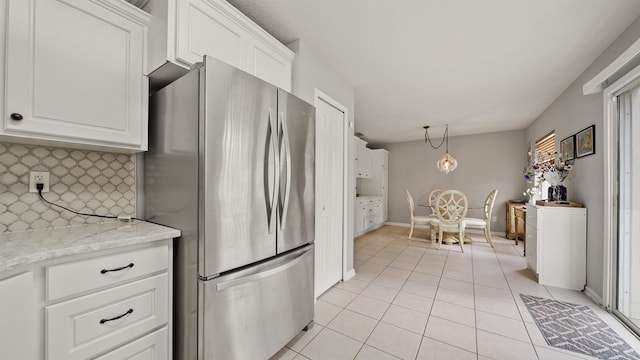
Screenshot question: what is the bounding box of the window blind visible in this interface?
[536,132,556,164]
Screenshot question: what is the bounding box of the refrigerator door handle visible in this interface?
[265,109,278,234]
[279,111,292,231]
[215,249,308,291]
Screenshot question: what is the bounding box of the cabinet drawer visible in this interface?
[47,245,168,301]
[95,327,168,360]
[46,273,169,360]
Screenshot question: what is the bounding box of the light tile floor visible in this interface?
[271,225,640,360]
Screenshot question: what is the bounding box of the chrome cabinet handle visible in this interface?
[100,262,134,274]
[100,308,133,324]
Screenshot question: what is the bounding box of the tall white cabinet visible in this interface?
[525,205,587,290]
[355,138,389,236]
[2,0,150,153]
[145,0,294,91]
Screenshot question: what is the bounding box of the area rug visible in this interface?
[520,294,640,360]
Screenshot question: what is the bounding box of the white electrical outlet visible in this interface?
[492,216,497,222]
[29,171,50,193]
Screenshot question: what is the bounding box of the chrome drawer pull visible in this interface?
[100,262,134,274]
[100,308,133,324]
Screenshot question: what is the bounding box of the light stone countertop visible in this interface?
[0,221,181,273]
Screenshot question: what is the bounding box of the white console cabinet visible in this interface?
[525,205,587,290]
[3,0,150,153]
[145,0,293,91]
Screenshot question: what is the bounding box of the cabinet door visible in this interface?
[355,205,366,234]
[246,37,292,91]
[5,0,148,151]
[175,0,246,69]
[0,271,36,360]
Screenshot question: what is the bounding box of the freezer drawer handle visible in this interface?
[216,251,307,292]
[100,263,134,274]
[99,308,133,324]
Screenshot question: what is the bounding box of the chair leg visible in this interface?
[484,226,494,247]
[430,225,436,244]
[438,228,443,250]
[458,229,464,253]
[408,220,414,240]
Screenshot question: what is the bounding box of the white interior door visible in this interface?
[315,97,345,298]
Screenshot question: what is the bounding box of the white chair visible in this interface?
[405,189,438,241]
[428,188,444,215]
[434,190,468,252]
[463,189,498,247]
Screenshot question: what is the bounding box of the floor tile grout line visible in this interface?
[491,238,545,359]
[415,232,451,360]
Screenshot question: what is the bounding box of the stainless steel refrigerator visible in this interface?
[144,56,315,360]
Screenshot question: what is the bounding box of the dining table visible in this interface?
[417,204,482,245]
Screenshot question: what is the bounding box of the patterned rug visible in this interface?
[520,294,640,360]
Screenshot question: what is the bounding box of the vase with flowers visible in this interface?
[524,187,539,205]
[522,150,574,202]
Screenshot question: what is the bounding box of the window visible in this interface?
[536,131,556,165]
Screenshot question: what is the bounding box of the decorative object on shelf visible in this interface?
[523,146,574,202]
[524,187,540,204]
[548,184,567,201]
[576,125,595,158]
[424,124,457,174]
[560,135,575,160]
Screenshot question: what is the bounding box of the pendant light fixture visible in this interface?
[424,124,458,174]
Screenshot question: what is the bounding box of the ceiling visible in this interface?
[226,0,640,144]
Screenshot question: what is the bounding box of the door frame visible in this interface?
[313,89,352,281]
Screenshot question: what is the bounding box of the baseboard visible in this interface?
[343,268,356,281]
[584,286,605,307]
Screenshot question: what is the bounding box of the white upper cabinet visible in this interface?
[355,137,372,179]
[3,0,150,153]
[146,0,293,91]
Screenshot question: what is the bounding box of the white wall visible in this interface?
[287,39,357,275]
[526,16,640,299]
[383,129,527,233]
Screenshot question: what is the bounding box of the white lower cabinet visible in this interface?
[95,327,168,360]
[45,243,172,359]
[0,271,36,360]
[47,274,169,360]
[355,196,384,236]
[0,241,172,360]
[525,205,587,290]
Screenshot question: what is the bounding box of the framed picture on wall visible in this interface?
[560,135,575,161]
[576,125,595,158]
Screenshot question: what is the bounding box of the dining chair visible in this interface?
[428,188,444,215]
[463,189,498,247]
[434,190,468,252]
[405,189,438,242]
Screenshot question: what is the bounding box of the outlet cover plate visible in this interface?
[29,171,50,193]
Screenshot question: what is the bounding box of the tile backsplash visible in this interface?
[0,143,136,233]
